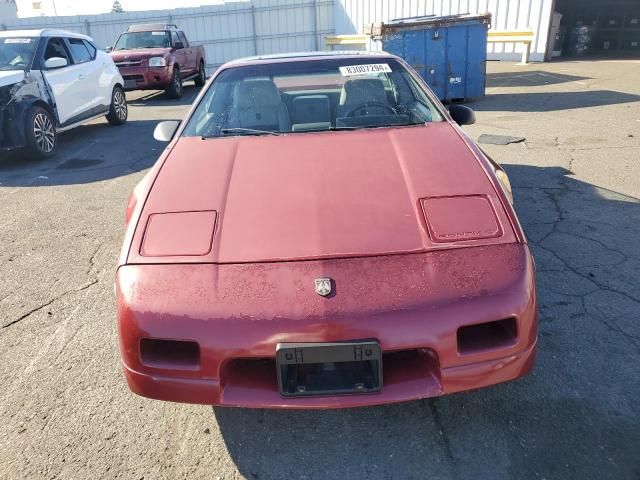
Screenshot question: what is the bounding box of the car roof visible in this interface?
[127,23,179,32]
[0,29,93,41]
[221,50,397,68]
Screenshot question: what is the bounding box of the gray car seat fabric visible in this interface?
[336,78,391,117]
[292,95,331,125]
[228,80,291,131]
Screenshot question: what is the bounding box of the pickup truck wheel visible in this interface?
[194,61,206,87]
[106,86,128,125]
[25,106,57,159]
[166,67,183,99]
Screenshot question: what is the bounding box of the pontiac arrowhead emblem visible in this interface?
[315,278,332,297]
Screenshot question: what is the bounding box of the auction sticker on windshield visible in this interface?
[4,38,32,44]
[339,64,392,76]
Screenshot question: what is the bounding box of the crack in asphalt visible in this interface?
[529,202,640,305]
[87,244,104,276]
[583,297,640,350]
[535,241,640,310]
[426,399,456,474]
[567,150,577,174]
[518,170,640,350]
[0,286,23,304]
[1,280,99,331]
[553,227,634,263]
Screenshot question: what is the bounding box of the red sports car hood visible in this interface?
[129,123,517,264]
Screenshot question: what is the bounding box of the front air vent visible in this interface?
[457,318,518,355]
[140,338,200,370]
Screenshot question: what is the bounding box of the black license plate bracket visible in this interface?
[276,341,382,397]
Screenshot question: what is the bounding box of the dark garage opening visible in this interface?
[550,0,640,58]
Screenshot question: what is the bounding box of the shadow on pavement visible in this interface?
[472,90,640,112]
[486,70,590,88]
[214,165,640,480]
[0,120,164,187]
[126,83,202,107]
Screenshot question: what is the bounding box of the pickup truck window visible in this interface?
[171,31,180,47]
[178,32,189,47]
[114,31,170,50]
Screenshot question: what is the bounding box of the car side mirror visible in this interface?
[448,104,476,126]
[154,120,180,142]
[44,57,68,69]
[174,41,184,50]
[106,46,113,53]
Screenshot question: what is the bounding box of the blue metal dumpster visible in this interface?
[379,14,491,101]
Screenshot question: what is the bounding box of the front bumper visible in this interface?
[117,66,173,91]
[0,104,27,152]
[122,342,536,408]
[116,243,537,408]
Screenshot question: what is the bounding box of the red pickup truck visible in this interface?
[109,24,206,98]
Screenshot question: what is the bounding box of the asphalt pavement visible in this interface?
[0,60,639,480]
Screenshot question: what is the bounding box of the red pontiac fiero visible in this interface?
[116,52,537,408]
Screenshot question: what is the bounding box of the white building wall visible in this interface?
[335,0,555,62]
[0,0,17,20]
[0,0,554,65]
[0,0,334,72]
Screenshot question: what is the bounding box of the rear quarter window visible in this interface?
[83,40,97,60]
[67,37,92,64]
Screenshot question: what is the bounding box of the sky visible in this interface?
[15,0,226,17]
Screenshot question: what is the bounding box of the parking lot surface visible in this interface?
[1,60,639,480]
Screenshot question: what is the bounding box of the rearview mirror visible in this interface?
[448,104,476,126]
[154,120,180,142]
[174,41,184,50]
[44,57,68,69]
[106,46,113,53]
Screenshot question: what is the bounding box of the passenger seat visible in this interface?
[228,80,291,132]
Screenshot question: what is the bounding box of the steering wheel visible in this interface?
[343,102,398,117]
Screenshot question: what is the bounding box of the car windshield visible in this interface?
[183,57,443,138]
[0,37,37,71]
[114,31,170,50]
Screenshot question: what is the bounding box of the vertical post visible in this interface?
[312,0,319,51]
[520,41,531,64]
[251,2,258,55]
[84,19,91,37]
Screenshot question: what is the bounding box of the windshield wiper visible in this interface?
[216,128,282,137]
[328,126,361,131]
[329,122,427,132]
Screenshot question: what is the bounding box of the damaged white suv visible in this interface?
[0,29,127,159]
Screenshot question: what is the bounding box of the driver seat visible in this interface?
[335,78,391,117]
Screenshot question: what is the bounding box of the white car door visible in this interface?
[65,37,106,112]
[41,37,91,125]
[95,49,123,109]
